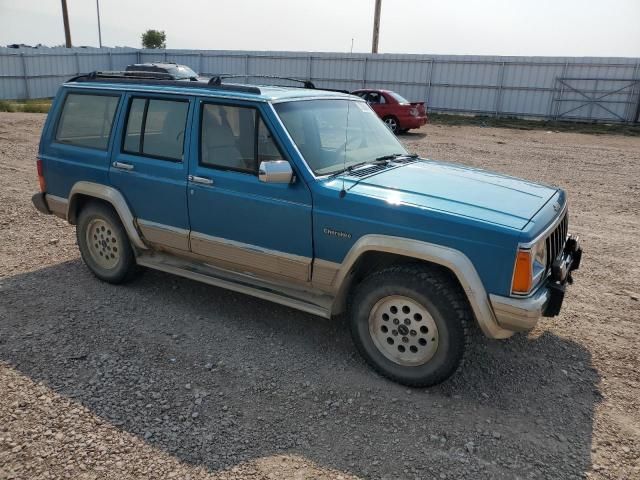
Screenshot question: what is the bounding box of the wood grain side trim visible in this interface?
[190,231,311,282]
[138,220,190,251]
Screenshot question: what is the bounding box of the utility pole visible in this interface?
[61,0,72,47]
[371,0,382,53]
[96,0,103,48]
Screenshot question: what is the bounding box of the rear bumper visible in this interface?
[489,235,582,332]
[32,192,68,219]
[400,115,428,129]
[32,192,51,215]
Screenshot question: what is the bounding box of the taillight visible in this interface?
[37,158,46,192]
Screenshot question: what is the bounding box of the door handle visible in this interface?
[188,175,214,186]
[112,161,134,171]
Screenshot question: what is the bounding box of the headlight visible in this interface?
[512,239,548,295]
[531,240,547,286]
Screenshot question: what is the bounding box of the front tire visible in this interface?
[349,264,471,387]
[76,202,138,284]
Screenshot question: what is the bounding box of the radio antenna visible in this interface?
[339,100,351,198]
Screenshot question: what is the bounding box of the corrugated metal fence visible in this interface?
[1,47,639,123]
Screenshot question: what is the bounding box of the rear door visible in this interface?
[42,89,122,198]
[365,91,390,118]
[186,99,313,283]
[109,93,193,250]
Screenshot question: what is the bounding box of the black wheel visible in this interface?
[382,116,400,134]
[76,201,138,284]
[349,264,471,387]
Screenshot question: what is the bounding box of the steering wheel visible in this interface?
[176,130,184,144]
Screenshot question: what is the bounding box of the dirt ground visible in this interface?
[0,112,639,479]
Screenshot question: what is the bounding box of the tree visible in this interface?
[141,30,166,49]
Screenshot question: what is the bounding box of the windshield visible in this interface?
[274,99,407,176]
[388,91,410,104]
[169,65,197,79]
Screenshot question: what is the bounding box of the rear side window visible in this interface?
[123,97,189,161]
[55,93,119,150]
[200,104,281,173]
[367,92,386,104]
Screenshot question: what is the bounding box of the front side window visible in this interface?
[200,104,281,173]
[274,99,406,176]
[257,117,281,162]
[55,93,119,150]
[123,97,189,161]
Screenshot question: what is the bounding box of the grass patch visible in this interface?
[0,99,52,113]
[429,113,640,137]
[0,100,16,112]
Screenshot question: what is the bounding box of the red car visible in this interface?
[351,89,428,134]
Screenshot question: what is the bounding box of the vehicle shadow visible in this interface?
[0,260,601,479]
[398,130,427,139]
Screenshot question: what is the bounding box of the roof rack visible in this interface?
[85,70,176,80]
[209,74,350,94]
[67,71,262,94]
[66,71,351,96]
[208,74,316,89]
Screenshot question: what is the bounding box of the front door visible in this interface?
[187,99,313,283]
[110,93,193,250]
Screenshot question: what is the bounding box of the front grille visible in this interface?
[545,210,568,269]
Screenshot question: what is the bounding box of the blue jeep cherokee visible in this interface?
[32,72,582,386]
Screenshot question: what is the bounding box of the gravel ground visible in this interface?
[1,112,639,479]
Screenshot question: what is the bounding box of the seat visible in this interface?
[202,108,246,170]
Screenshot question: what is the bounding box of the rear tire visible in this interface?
[349,264,471,387]
[76,202,138,284]
[383,116,400,134]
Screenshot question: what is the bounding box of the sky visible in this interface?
[0,0,638,57]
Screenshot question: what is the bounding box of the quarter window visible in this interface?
[123,98,189,161]
[55,93,119,150]
[200,104,281,173]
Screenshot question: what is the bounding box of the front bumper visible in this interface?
[490,235,582,332]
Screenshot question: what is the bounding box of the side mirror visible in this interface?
[258,160,294,184]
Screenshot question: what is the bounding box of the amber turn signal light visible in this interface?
[512,250,533,294]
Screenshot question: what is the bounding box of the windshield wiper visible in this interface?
[375,153,418,162]
[375,153,403,162]
[326,153,418,178]
[326,160,376,178]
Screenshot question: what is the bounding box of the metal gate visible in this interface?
[551,77,640,123]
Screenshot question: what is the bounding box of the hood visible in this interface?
[347,160,558,229]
